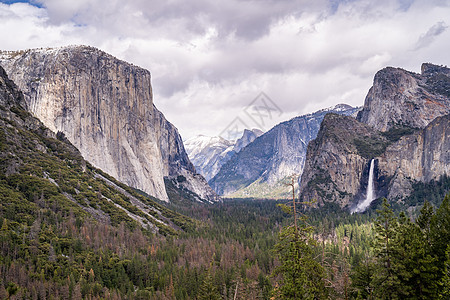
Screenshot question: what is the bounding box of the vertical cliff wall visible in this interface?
[300,64,450,209]
[0,46,218,202]
[378,114,450,200]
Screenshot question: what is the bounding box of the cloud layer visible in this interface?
[1,0,449,139]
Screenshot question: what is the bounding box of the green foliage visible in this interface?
[353,135,388,159]
[9,105,31,120]
[352,125,416,160]
[351,196,450,299]
[381,125,417,142]
[277,203,292,214]
[440,245,450,299]
[273,225,328,299]
[403,175,450,208]
[198,268,220,300]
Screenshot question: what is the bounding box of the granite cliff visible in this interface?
[0,46,218,202]
[300,63,450,209]
[299,113,385,207]
[357,63,450,131]
[378,113,450,200]
[0,64,193,233]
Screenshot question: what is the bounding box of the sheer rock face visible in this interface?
[0,46,218,202]
[300,64,450,208]
[379,114,450,200]
[300,113,450,208]
[357,63,450,132]
[299,114,382,207]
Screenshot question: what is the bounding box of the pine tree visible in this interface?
[431,193,450,271]
[416,201,434,240]
[273,224,327,299]
[431,193,450,298]
[440,245,450,299]
[394,212,439,298]
[198,268,220,300]
[350,252,375,299]
[273,186,327,300]
[372,198,401,299]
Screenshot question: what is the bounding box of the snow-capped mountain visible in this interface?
[185,129,263,181]
[209,104,362,199]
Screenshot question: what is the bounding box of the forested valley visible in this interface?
[1,183,449,299]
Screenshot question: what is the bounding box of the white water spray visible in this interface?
[354,159,375,213]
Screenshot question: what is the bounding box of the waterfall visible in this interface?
[354,159,376,213]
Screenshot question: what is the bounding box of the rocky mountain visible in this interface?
[184,128,263,181]
[0,46,218,203]
[357,63,450,131]
[209,104,361,199]
[233,128,264,153]
[0,64,193,234]
[300,63,450,209]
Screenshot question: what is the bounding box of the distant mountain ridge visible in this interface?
[0,46,218,203]
[184,128,263,181]
[209,104,361,199]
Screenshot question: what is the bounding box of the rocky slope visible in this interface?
[0,46,218,202]
[209,104,361,199]
[300,63,450,209]
[357,63,450,131]
[0,64,193,234]
[184,128,263,181]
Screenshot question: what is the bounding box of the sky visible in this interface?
[0,0,449,140]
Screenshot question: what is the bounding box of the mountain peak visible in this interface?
[184,128,263,181]
[357,63,450,132]
[421,62,450,77]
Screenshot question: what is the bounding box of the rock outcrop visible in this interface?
[300,64,450,209]
[357,63,450,131]
[233,129,264,153]
[299,113,387,207]
[209,104,361,199]
[0,46,218,202]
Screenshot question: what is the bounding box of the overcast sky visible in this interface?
[1,0,449,140]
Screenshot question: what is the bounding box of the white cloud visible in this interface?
[1,0,450,139]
